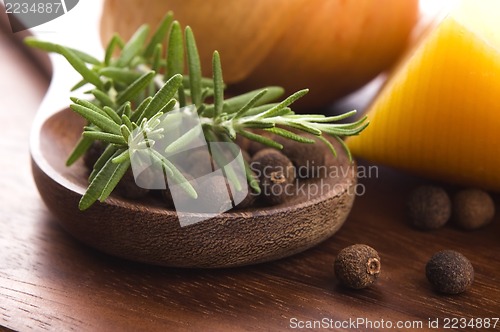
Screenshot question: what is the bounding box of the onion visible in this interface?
[101,0,419,109]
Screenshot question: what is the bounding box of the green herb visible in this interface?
[25,13,368,210]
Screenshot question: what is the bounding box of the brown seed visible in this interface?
[274,134,326,178]
[426,250,474,294]
[162,173,198,209]
[250,149,296,205]
[247,130,275,156]
[406,185,451,230]
[233,187,258,209]
[83,140,105,169]
[182,148,214,178]
[334,244,381,289]
[235,135,251,153]
[115,169,150,199]
[453,189,495,230]
[196,175,233,213]
[240,149,251,164]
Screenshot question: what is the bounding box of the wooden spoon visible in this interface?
[31,108,357,268]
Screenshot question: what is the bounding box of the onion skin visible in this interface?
[100,0,419,109]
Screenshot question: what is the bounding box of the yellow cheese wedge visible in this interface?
[347,0,500,191]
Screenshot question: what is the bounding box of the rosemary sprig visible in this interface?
[25,12,368,211]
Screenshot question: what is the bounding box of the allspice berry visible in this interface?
[162,173,198,209]
[334,244,381,289]
[406,185,451,230]
[453,189,495,230]
[426,250,474,294]
[251,149,296,205]
[83,140,105,169]
[274,134,325,178]
[116,169,150,199]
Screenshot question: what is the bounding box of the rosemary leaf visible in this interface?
[182,76,215,89]
[99,68,142,85]
[237,130,283,150]
[265,127,316,144]
[24,38,101,65]
[58,46,103,89]
[66,136,94,166]
[205,130,242,191]
[151,44,163,72]
[104,34,125,65]
[120,125,132,142]
[212,51,224,117]
[185,26,202,107]
[92,90,115,108]
[316,135,337,158]
[122,115,134,131]
[79,149,127,210]
[102,106,122,124]
[320,123,369,137]
[70,104,121,135]
[167,21,187,107]
[333,135,353,162]
[116,71,155,106]
[83,131,127,145]
[233,89,268,119]
[148,149,197,198]
[258,89,308,118]
[281,121,322,136]
[242,103,279,117]
[203,87,283,117]
[225,87,284,113]
[89,145,119,183]
[244,160,261,194]
[140,74,183,121]
[165,125,202,154]
[144,11,173,58]
[112,149,130,164]
[98,158,131,202]
[298,110,359,123]
[238,121,275,129]
[130,96,153,123]
[103,106,122,125]
[71,97,110,119]
[116,102,130,117]
[158,99,177,114]
[116,25,150,67]
[70,79,87,92]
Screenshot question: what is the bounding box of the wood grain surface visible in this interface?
[1,16,500,332]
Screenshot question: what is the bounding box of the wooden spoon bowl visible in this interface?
[31,108,357,268]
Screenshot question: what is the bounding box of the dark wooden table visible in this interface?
[1,12,499,332]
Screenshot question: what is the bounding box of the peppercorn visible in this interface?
[233,166,259,209]
[115,169,150,199]
[406,185,451,230]
[453,189,495,230]
[162,173,198,209]
[232,185,259,209]
[247,130,275,156]
[195,175,233,213]
[241,149,251,164]
[334,244,381,289]
[235,135,251,153]
[83,140,105,170]
[426,250,474,294]
[250,149,296,205]
[274,134,326,178]
[180,148,214,179]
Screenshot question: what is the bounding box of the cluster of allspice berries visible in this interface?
[406,185,496,231]
[83,130,327,209]
[334,244,474,295]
